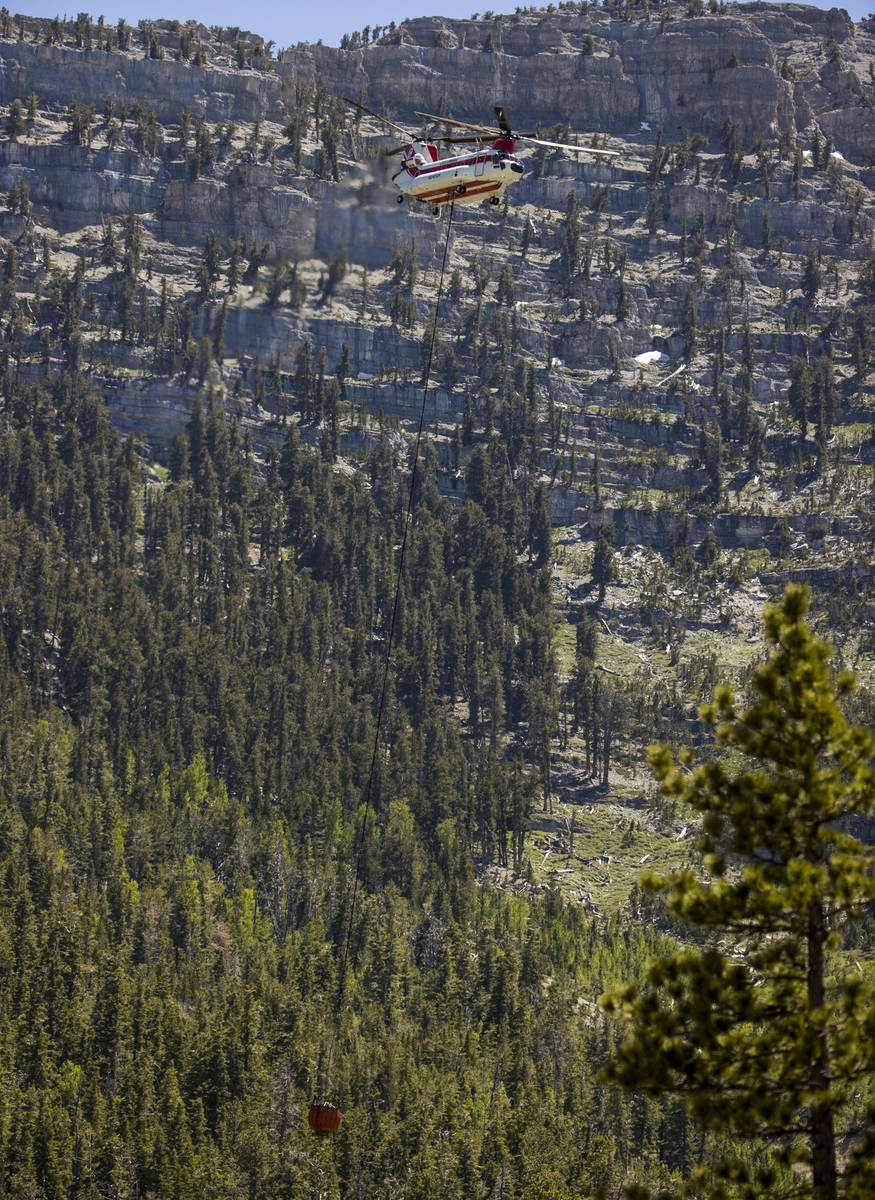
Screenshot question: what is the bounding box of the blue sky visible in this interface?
[19,0,872,50]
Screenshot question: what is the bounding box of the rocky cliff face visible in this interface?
[0,2,873,586]
[0,35,286,124]
[0,4,871,249]
[281,3,866,151]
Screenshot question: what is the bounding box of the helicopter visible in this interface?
[344,99,618,215]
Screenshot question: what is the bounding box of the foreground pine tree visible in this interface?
[601,585,875,1200]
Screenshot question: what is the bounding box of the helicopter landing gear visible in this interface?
[455,184,467,195]
[431,205,440,216]
[489,195,501,206]
[396,194,404,203]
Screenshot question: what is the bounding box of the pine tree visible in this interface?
[558,191,581,296]
[680,288,698,360]
[788,355,812,440]
[528,480,552,568]
[5,98,26,140]
[591,525,615,607]
[802,248,823,303]
[602,586,875,1200]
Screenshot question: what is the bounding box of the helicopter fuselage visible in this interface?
[392,139,524,209]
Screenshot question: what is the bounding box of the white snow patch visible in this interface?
[640,121,651,131]
[831,149,845,161]
[635,350,668,365]
[356,371,375,380]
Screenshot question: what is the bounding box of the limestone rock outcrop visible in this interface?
[0,3,872,563]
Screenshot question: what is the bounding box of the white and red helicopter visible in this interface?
[346,100,618,214]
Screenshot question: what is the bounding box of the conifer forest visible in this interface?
[0,3,873,1197]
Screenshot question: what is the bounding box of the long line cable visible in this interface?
[320,201,456,1095]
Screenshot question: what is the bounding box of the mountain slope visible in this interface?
[0,8,873,1194]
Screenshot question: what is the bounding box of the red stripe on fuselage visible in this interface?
[415,180,503,203]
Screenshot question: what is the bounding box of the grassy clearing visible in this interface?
[527,786,699,914]
[536,511,874,915]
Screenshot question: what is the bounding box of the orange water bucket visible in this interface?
[308,1102,342,1134]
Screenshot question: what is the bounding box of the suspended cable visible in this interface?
[318,202,456,1099]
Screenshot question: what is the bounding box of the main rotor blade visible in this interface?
[414,109,496,136]
[343,96,412,140]
[517,134,619,156]
[413,107,618,154]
